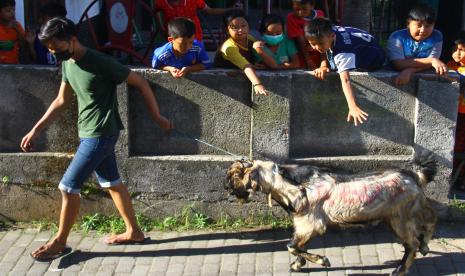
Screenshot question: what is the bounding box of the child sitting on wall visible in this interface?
[448,32,465,191]
[253,14,299,70]
[387,4,447,86]
[305,17,385,126]
[214,10,268,96]
[286,0,326,69]
[152,17,211,78]
[0,0,33,64]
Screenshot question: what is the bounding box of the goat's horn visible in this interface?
[242,160,253,168]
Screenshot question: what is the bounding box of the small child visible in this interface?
[154,0,241,42]
[253,14,299,70]
[286,0,326,69]
[448,32,465,191]
[152,17,211,79]
[31,3,67,65]
[214,10,268,96]
[0,0,32,64]
[305,17,385,126]
[387,4,447,86]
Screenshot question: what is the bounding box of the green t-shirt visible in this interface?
[62,49,130,138]
[254,35,298,65]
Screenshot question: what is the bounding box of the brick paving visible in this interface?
[0,223,463,276]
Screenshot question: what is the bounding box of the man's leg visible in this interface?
[104,183,144,243]
[31,191,80,259]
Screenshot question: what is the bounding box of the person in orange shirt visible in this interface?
[0,0,34,64]
[448,32,465,191]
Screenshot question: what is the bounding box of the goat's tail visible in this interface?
[413,157,437,188]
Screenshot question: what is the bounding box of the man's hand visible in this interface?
[431,58,448,75]
[347,106,368,126]
[311,66,330,80]
[20,129,39,152]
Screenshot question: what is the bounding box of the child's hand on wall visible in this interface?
[167,67,180,78]
[393,68,414,86]
[312,66,330,80]
[431,58,448,75]
[347,106,368,126]
[176,67,190,78]
[253,83,269,96]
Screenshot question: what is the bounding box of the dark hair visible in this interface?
[223,9,248,33]
[40,3,67,19]
[0,0,15,9]
[454,31,465,47]
[291,0,316,5]
[38,17,76,43]
[407,4,436,24]
[259,14,284,33]
[304,17,333,39]
[168,17,196,38]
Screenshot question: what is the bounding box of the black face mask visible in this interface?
[53,50,72,62]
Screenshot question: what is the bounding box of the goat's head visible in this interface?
[226,160,258,202]
[226,160,281,202]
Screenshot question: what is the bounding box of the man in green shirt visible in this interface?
[20,17,171,261]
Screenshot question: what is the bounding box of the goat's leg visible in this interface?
[388,218,420,276]
[418,204,437,256]
[287,234,330,272]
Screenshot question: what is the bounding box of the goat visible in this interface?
[225,159,437,276]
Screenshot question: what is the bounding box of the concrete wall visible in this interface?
[0,65,460,221]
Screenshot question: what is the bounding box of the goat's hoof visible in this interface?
[390,266,405,276]
[419,244,430,256]
[290,261,302,272]
[320,256,331,267]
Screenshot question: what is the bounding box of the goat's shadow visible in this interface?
[55,227,464,275]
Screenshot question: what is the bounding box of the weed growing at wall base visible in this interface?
[451,196,465,213]
[4,204,293,234]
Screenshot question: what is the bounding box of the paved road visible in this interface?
[0,223,463,276]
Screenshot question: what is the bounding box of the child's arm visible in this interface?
[312,54,331,80]
[14,22,36,63]
[176,63,206,78]
[201,4,240,15]
[244,64,268,95]
[125,71,171,130]
[253,41,279,69]
[281,53,300,69]
[161,66,181,78]
[392,58,448,75]
[339,70,368,126]
[295,35,316,69]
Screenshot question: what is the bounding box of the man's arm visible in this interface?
[125,71,171,130]
[20,81,74,151]
[339,70,368,126]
